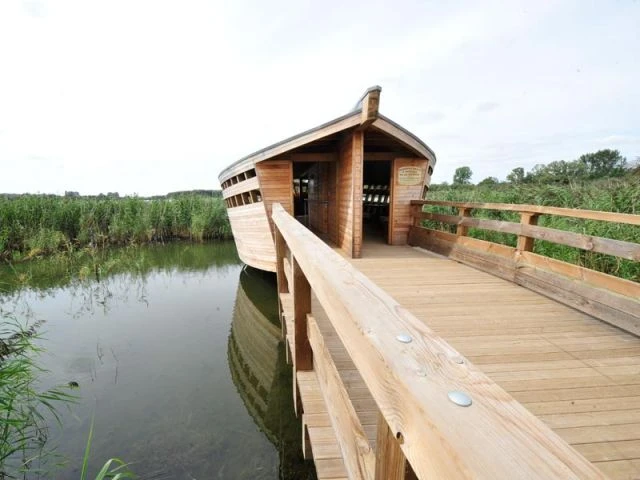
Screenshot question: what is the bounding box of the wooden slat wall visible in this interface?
[336,131,364,258]
[227,202,276,271]
[256,159,294,236]
[222,176,259,199]
[389,158,428,245]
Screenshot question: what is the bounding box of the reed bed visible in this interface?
[0,195,232,261]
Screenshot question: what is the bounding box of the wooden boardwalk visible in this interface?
[282,241,640,480]
[272,202,640,480]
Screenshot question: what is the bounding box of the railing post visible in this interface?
[292,255,312,416]
[517,212,539,252]
[456,207,471,236]
[375,412,417,480]
[410,204,422,227]
[275,227,288,336]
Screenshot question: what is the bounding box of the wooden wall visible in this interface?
[308,162,330,234]
[327,161,338,243]
[256,159,293,236]
[227,202,277,271]
[389,158,428,245]
[336,131,364,257]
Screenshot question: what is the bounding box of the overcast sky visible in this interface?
[1,0,638,195]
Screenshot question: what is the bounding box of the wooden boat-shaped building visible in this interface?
[219,86,436,271]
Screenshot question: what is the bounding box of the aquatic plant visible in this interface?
[0,316,74,478]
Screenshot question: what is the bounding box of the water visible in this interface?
[0,242,315,479]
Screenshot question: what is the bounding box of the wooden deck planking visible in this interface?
[342,242,640,480]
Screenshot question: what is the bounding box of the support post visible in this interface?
[275,227,288,335]
[517,212,540,252]
[456,207,471,236]
[375,412,417,480]
[292,255,312,416]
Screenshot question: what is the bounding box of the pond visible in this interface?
[0,242,316,479]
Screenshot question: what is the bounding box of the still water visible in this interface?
[0,242,315,479]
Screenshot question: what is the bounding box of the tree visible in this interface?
[578,149,627,179]
[453,166,473,186]
[506,167,525,184]
[478,176,499,186]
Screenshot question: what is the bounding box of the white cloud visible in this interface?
[0,0,638,194]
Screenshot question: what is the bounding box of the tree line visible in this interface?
[447,149,638,187]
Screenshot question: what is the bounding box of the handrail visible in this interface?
[271,202,604,480]
[411,199,640,225]
[415,211,640,261]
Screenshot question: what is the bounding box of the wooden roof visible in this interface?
[218,86,436,183]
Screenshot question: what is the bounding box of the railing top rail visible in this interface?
[271,202,604,479]
[411,199,640,226]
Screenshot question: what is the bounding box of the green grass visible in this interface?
[0,195,232,262]
[423,177,640,281]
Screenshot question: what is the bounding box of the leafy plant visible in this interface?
[80,416,135,480]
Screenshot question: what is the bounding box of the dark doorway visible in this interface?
[362,160,391,244]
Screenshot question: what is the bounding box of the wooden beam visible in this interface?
[360,87,381,128]
[517,212,539,252]
[412,200,640,226]
[375,412,418,480]
[293,256,313,371]
[456,207,471,237]
[418,211,640,261]
[309,315,375,480]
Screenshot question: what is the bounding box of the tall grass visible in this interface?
[0,317,74,478]
[424,177,640,281]
[0,195,232,261]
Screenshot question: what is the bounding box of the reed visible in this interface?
[0,195,232,261]
[0,317,74,478]
[424,176,640,281]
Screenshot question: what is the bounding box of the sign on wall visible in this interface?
[397,166,424,186]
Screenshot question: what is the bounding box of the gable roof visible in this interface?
[219,86,436,183]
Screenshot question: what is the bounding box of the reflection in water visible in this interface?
[0,243,315,479]
[228,267,316,479]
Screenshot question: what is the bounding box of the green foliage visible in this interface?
[80,416,135,480]
[0,317,74,478]
[0,195,232,261]
[478,176,500,186]
[453,166,473,185]
[510,149,629,185]
[424,177,640,281]
[506,167,525,184]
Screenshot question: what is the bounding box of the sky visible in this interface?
[0,0,639,196]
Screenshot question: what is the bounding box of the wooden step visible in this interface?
[297,370,348,480]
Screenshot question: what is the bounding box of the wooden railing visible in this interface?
[409,200,640,336]
[271,202,605,480]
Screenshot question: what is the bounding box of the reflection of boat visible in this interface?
[227,267,313,477]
